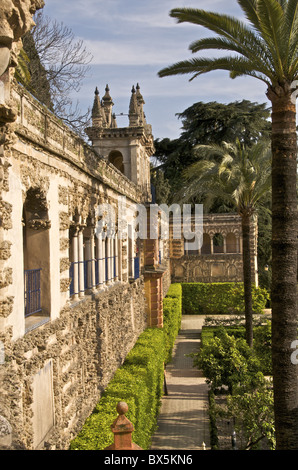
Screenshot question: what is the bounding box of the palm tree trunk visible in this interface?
[241,213,254,347]
[269,87,298,450]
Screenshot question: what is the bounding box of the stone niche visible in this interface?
[31,359,55,449]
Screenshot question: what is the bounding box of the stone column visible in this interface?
[106,237,111,284]
[96,234,103,288]
[102,238,106,286]
[128,224,134,279]
[110,235,114,282]
[90,231,96,291]
[146,274,163,328]
[223,235,227,254]
[78,227,85,297]
[114,233,119,282]
[71,227,79,300]
[85,237,93,293]
[210,235,214,255]
[144,205,165,329]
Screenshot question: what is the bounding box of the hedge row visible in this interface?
[182,282,269,315]
[69,283,182,450]
[162,283,182,363]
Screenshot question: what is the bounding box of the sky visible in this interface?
[42,0,271,141]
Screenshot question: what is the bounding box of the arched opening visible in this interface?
[108,150,124,174]
[226,233,237,253]
[201,233,211,255]
[213,233,224,254]
[23,188,51,324]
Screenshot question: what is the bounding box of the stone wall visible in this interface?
[0,279,146,450]
[171,253,243,284]
[170,213,258,286]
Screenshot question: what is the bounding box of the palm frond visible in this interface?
[237,0,260,31]
[158,56,272,85]
[284,0,298,74]
[181,138,272,214]
[171,8,274,70]
[159,1,298,88]
[256,0,286,77]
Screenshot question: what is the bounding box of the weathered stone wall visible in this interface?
[0,279,146,450]
[171,253,243,284]
[0,83,152,450]
[170,213,258,286]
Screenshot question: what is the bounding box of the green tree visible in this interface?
[158,0,298,449]
[177,100,271,148]
[195,327,263,393]
[154,100,271,204]
[150,167,171,204]
[226,378,275,450]
[182,139,272,346]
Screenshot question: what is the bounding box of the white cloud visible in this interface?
[85,39,195,66]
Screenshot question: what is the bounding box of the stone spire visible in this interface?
[91,87,106,127]
[111,113,118,128]
[136,83,147,126]
[102,84,115,127]
[129,85,140,127]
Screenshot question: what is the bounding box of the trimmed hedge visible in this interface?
[163,283,182,363]
[182,282,269,315]
[69,283,182,450]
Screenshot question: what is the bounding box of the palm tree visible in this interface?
[182,139,272,347]
[158,0,298,450]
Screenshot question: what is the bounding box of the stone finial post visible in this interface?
[105,402,142,450]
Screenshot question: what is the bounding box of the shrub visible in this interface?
[201,321,272,376]
[226,378,275,450]
[182,282,269,315]
[163,283,182,363]
[193,327,262,393]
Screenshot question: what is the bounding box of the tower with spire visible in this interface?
[85,84,154,200]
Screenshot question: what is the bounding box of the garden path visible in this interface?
[150,315,210,450]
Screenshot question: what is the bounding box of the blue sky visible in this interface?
[42,0,270,141]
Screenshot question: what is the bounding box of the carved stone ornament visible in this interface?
[27,213,51,230]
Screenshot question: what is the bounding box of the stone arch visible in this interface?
[213,232,224,254]
[108,150,124,174]
[226,232,237,253]
[23,187,51,318]
[201,233,211,255]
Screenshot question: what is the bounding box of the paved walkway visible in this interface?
[151,315,210,450]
